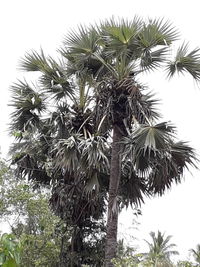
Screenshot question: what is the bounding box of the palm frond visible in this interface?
[120,161,149,207]
[80,135,110,173]
[62,25,117,78]
[10,80,45,112]
[21,51,74,100]
[166,43,200,80]
[147,141,197,195]
[9,80,45,132]
[129,88,161,123]
[122,122,174,178]
[101,16,142,43]
[63,25,99,55]
[131,122,175,155]
[170,141,198,170]
[122,121,198,196]
[12,152,51,185]
[50,173,107,224]
[41,77,74,101]
[20,49,48,72]
[48,103,71,138]
[100,16,143,58]
[53,135,82,172]
[39,57,75,101]
[138,18,178,49]
[140,47,169,72]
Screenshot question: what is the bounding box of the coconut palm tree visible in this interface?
[190,244,200,266]
[143,231,179,267]
[9,17,200,266]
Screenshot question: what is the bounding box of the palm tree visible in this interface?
[9,78,109,266]
[143,231,179,267]
[190,244,200,266]
[9,17,200,266]
[62,18,199,266]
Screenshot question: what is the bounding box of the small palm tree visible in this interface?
[143,231,179,267]
[190,244,200,266]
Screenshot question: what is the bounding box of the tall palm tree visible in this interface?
[190,244,200,266]
[62,17,199,266]
[9,17,200,266]
[143,231,179,267]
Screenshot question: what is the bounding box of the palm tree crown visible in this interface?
[144,231,179,266]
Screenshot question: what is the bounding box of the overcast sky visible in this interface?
[1,0,200,261]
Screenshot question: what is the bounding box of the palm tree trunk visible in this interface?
[105,124,122,267]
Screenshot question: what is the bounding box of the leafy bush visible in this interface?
[0,233,21,267]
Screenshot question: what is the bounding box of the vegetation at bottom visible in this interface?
[0,158,105,266]
[0,158,200,267]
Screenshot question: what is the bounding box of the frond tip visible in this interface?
[20,49,48,72]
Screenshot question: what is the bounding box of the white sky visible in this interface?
[1,0,200,261]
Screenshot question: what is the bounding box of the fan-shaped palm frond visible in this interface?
[170,141,197,170]
[20,49,48,72]
[62,25,114,77]
[100,16,143,57]
[10,80,45,132]
[122,122,197,196]
[80,135,110,172]
[12,152,51,185]
[138,18,178,49]
[20,50,74,101]
[47,103,71,138]
[140,47,169,72]
[50,172,106,223]
[63,25,99,56]
[40,76,74,102]
[166,43,200,80]
[129,88,161,123]
[10,80,45,112]
[53,135,110,193]
[144,140,197,195]
[53,135,82,172]
[120,161,149,207]
[125,122,175,156]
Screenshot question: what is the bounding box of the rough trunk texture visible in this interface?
[105,124,122,267]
